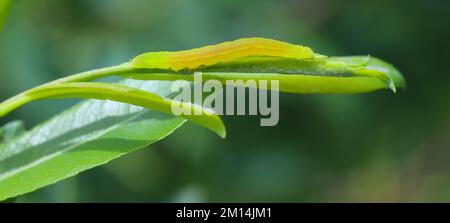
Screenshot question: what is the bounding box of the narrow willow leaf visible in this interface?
[123,56,404,94]
[0,79,189,201]
[0,0,12,32]
[123,72,388,94]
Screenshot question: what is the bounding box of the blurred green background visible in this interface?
[1,0,450,202]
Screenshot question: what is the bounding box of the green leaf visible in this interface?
[0,0,12,32]
[0,79,189,201]
[122,55,405,94]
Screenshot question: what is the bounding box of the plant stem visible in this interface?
[0,63,134,117]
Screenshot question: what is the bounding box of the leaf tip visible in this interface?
[209,116,227,138]
[389,80,397,93]
[218,126,227,139]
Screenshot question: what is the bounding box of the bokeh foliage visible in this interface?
[1,0,450,202]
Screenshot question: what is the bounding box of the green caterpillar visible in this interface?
[132,37,315,71]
